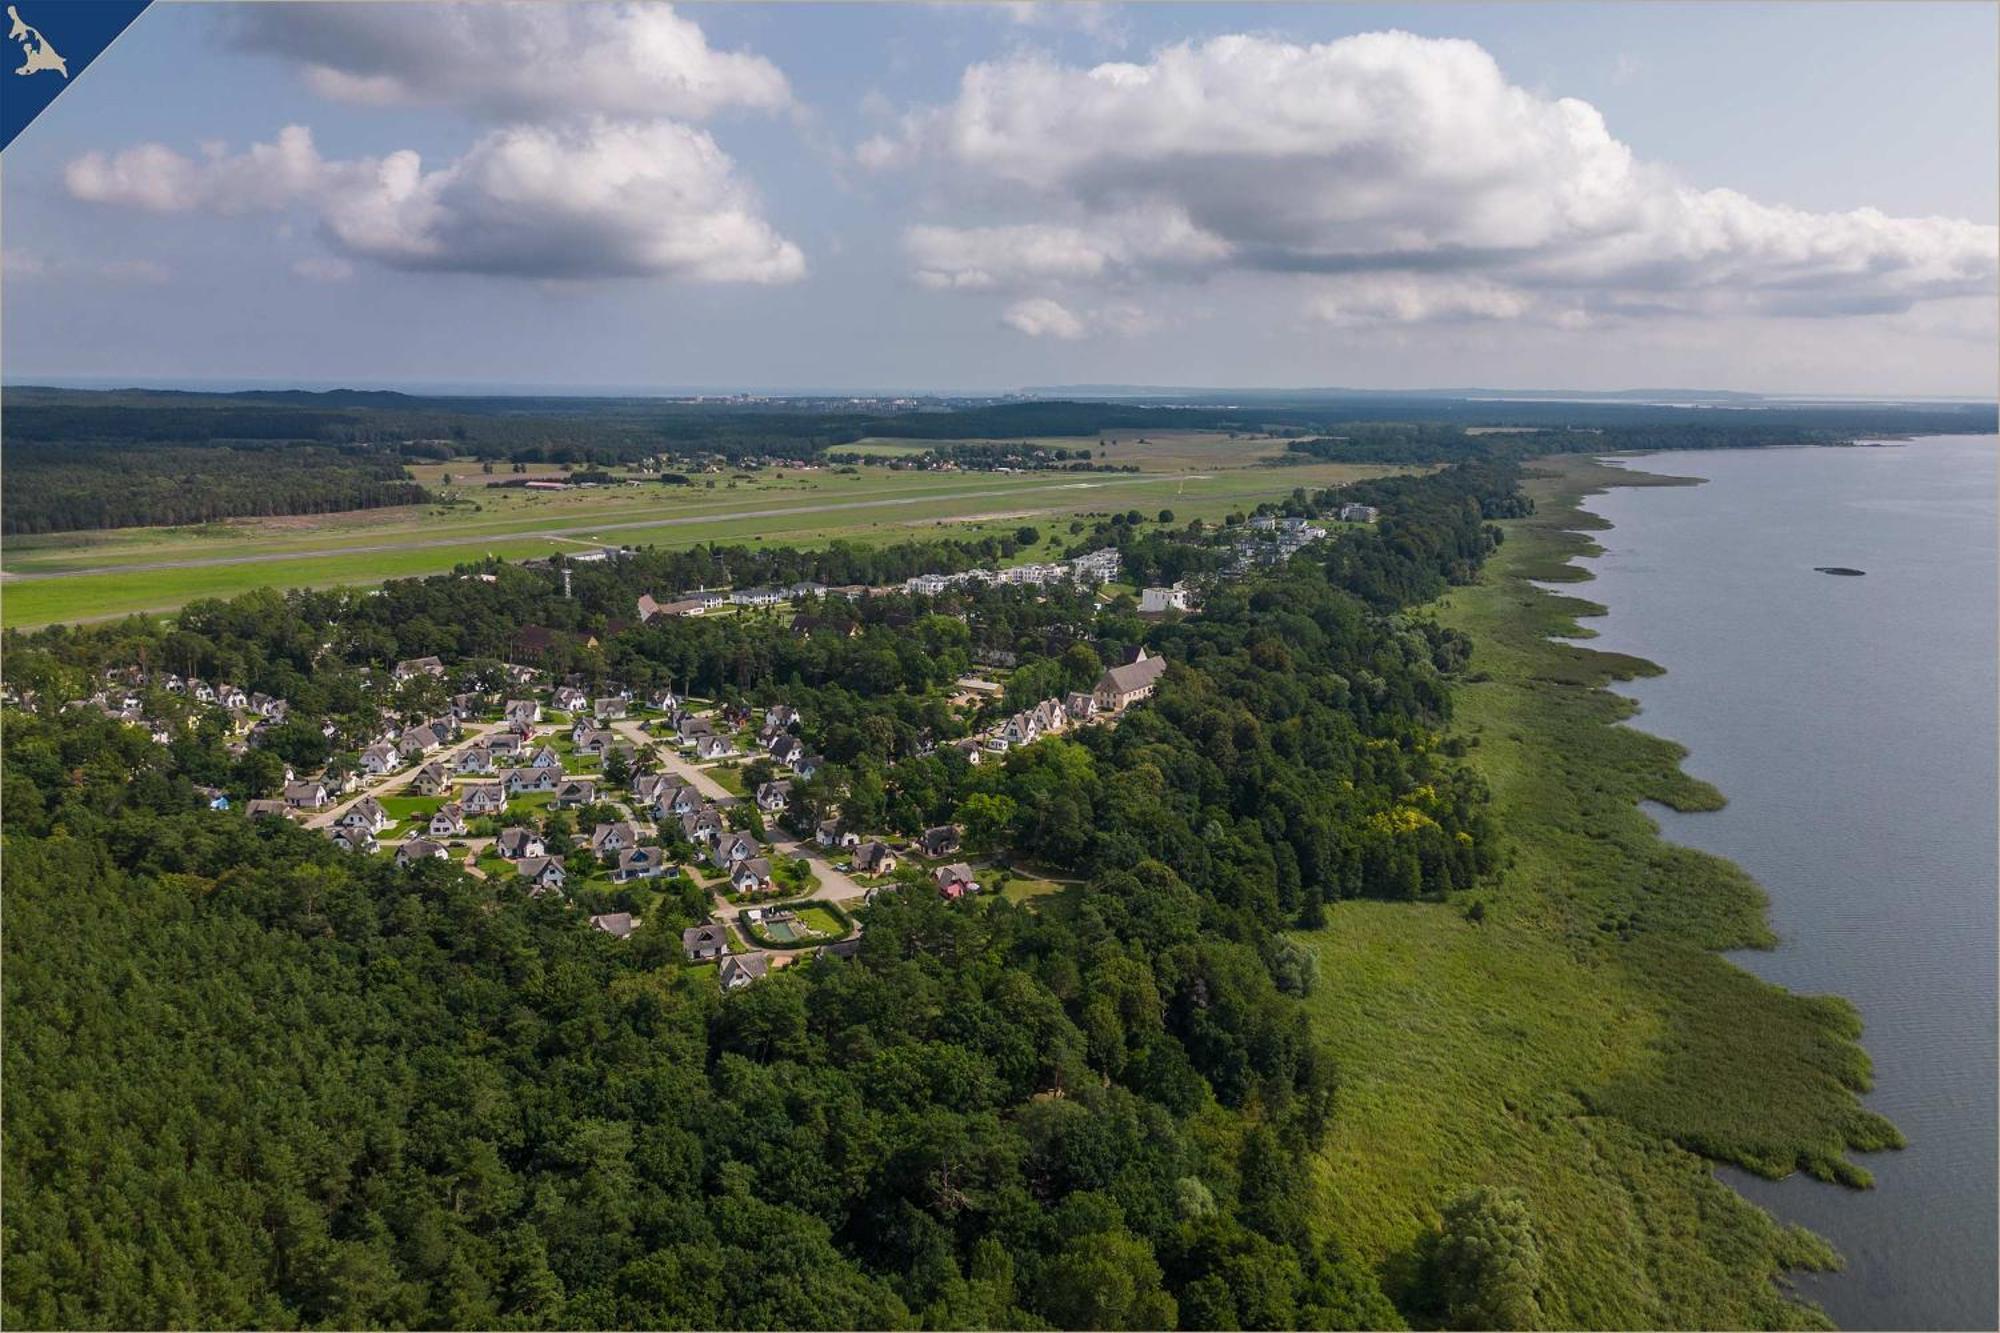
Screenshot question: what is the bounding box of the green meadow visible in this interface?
[1298,455,1899,1329]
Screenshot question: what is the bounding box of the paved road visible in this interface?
[306,717,513,829]
[612,715,871,905]
[8,474,1213,581]
[767,829,871,903]
[610,718,736,801]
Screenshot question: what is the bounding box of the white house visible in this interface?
[590,821,640,856]
[613,847,666,883]
[339,797,390,835]
[711,831,761,870]
[683,924,728,962]
[396,838,450,866]
[325,827,378,855]
[592,912,641,939]
[518,856,567,896]
[496,827,545,860]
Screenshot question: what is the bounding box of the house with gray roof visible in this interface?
[683,924,728,962]
[720,953,769,990]
[591,912,640,939]
[396,838,450,866]
[517,856,566,896]
[1091,647,1167,713]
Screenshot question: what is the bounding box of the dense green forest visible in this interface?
[1277,421,1959,466]
[11,386,1990,450]
[1,440,433,535]
[3,462,1535,1329]
[2,385,1990,533]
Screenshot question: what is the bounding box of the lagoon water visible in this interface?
[1573,435,1998,1330]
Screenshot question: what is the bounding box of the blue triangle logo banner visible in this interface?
[2,0,153,152]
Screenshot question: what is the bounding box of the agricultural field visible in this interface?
[0,444,1409,628]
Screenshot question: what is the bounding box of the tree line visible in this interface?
[3,440,432,535]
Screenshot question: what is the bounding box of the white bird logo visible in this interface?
[7,5,67,79]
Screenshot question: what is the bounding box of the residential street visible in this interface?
[610,718,735,801]
[612,715,867,905]
[305,716,514,829]
[767,828,870,903]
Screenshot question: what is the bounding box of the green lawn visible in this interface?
[796,906,847,937]
[704,765,748,797]
[998,875,1067,905]
[1293,455,1896,1330]
[832,439,934,458]
[379,795,443,821]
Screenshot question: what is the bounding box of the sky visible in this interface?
[3,1,1996,396]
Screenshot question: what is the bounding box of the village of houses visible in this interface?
[87,594,1170,994]
[65,509,1384,991]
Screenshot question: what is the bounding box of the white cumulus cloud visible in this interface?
[1307,274,1535,326]
[867,30,1999,327]
[906,206,1229,289]
[1001,296,1088,339]
[68,122,804,284]
[228,3,791,122]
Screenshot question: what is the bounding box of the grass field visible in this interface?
[837,429,1299,468]
[833,439,935,458]
[1,445,1406,628]
[998,873,1070,904]
[378,795,442,821]
[1298,454,1898,1329]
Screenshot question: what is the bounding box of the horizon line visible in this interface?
[7,375,1995,406]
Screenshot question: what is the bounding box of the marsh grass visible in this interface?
[1298,455,1898,1329]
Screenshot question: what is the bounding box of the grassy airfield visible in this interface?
[0,433,1405,628]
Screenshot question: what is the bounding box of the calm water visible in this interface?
[1567,435,1998,1331]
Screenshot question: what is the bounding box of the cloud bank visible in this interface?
[228,3,791,122]
[866,30,1998,332]
[69,122,804,283]
[66,5,803,284]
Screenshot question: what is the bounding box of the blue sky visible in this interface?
[4,1,1995,395]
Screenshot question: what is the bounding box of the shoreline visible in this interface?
[1501,451,1900,1166]
[1546,438,1998,1332]
[1298,450,1902,1329]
